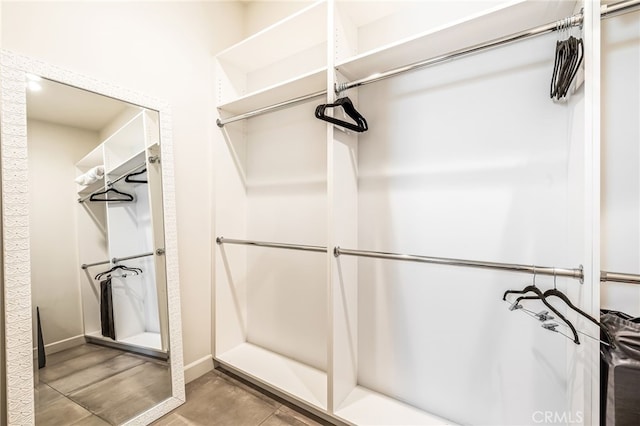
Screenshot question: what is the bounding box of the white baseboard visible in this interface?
[33,334,86,358]
[183,354,214,383]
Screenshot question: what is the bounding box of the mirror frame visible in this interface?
[0,49,185,424]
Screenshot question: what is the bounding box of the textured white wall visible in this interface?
[2,0,244,380]
[26,119,100,347]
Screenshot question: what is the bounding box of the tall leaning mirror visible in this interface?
[1,50,185,425]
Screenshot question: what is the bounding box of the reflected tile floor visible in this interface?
[153,369,333,426]
[36,343,171,425]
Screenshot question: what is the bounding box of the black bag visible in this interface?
[601,310,640,426]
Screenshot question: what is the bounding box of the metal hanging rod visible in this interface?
[78,161,146,203]
[114,251,155,263]
[601,270,640,285]
[334,247,584,281]
[216,90,327,128]
[602,0,640,18]
[80,259,111,270]
[216,237,326,253]
[214,0,640,126]
[81,251,156,270]
[335,0,640,93]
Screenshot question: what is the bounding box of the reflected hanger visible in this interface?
[124,168,147,184]
[95,264,143,280]
[315,97,368,133]
[90,187,134,202]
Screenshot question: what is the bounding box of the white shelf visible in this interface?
[217,67,327,116]
[118,331,161,351]
[76,145,104,172]
[104,112,146,172]
[216,342,327,410]
[215,0,327,105]
[336,386,455,426]
[216,0,326,72]
[77,178,104,197]
[106,150,146,180]
[335,0,575,83]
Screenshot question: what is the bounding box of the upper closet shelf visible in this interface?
[215,0,327,106]
[335,0,577,85]
[216,0,326,71]
[217,67,326,116]
[76,145,104,172]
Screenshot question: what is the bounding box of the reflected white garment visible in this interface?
[75,165,104,186]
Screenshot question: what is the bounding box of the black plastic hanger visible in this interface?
[125,168,147,184]
[95,264,143,280]
[90,187,134,202]
[315,97,368,132]
[515,287,615,348]
[503,285,580,344]
[550,35,583,100]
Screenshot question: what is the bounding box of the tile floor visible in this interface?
[36,343,171,425]
[36,343,331,425]
[152,368,332,426]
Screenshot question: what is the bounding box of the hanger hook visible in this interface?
[532,266,537,287]
[553,267,557,290]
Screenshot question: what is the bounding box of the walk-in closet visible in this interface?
[213,1,640,425]
[3,1,640,425]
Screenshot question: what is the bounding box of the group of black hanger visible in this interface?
[503,274,614,348]
[89,168,148,203]
[95,263,143,280]
[315,97,368,133]
[550,33,583,101]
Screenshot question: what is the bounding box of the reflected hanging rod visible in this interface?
[216,90,327,128]
[81,251,156,270]
[335,0,640,93]
[601,270,640,285]
[334,247,584,281]
[216,237,326,253]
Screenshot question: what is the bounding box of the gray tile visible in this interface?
[70,414,111,425]
[70,362,171,425]
[35,395,93,426]
[152,413,196,426]
[211,368,281,409]
[160,372,277,426]
[35,383,63,408]
[47,353,145,395]
[261,406,327,426]
[44,344,103,366]
[39,346,123,384]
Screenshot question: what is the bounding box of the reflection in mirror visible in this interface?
[27,78,171,425]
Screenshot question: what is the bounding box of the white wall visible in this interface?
[242,0,312,36]
[27,119,100,346]
[2,0,244,380]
